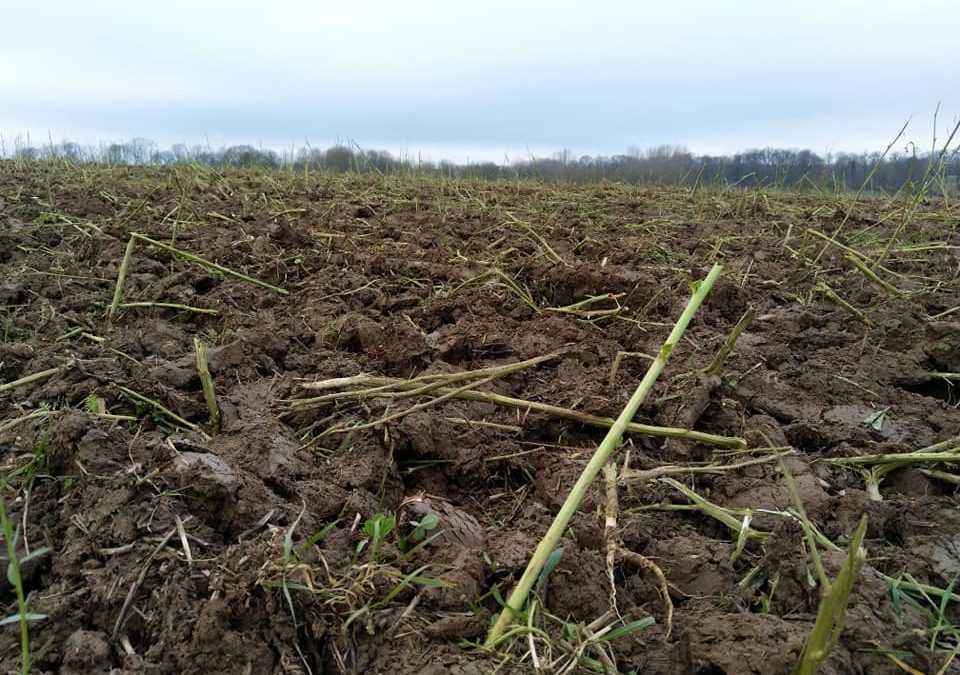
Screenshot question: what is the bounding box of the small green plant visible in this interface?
[358,513,396,560]
[265,509,452,646]
[889,573,960,654]
[861,407,889,431]
[483,547,654,673]
[353,512,441,559]
[0,490,51,675]
[275,506,339,627]
[83,394,104,414]
[407,513,440,545]
[6,430,51,486]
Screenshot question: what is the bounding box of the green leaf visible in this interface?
[402,574,452,589]
[281,578,299,627]
[0,612,47,626]
[889,579,905,614]
[19,547,51,566]
[297,519,339,557]
[84,394,105,414]
[601,616,655,641]
[417,513,440,531]
[403,529,444,557]
[534,547,564,592]
[363,513,396,540]
[283,505,306,562]
[282,582,314,593]
[861,407,889,431]
[937,576,957,618]
[374,565,449,608]
[343,605,370,630]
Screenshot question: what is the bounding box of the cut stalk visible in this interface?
[0,367,62,396]
[874,117,960,269]
[545,293,624,320]
[844,254,907,299]
[920,468,960,485]
[108,234,139,320]
[662,477,761,538]
[823,448,960,500]
[608,351,655,386]
[816,282,872,326]
[622,449,793,484]
[108,232,287,322]
[705,307,755,375]
[450,268,539,313]
[483,263,723,647]
[655,474,960,610]
[116,385,207,437]
[324,372,502,434]
[805,229,902,281]
[132,233,288,295]
[120,302,218,315]
[793,516,868,675]
[0,410,58,435]
[194,337,220,435]
[299,375,745,449]
[504,212,569,266]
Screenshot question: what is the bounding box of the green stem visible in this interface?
[194,337,220,435]
[0,491,31,675]
[108,234,138,321]
[706,306,755,375]
[793,516,868,675]
[816,282,871,326]
[483,263,723,647]
[844,254,907,299]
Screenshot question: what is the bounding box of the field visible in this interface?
[1,161,959,675]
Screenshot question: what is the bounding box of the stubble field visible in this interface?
[1,162,959,674]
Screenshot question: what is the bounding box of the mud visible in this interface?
[1,163,959,674]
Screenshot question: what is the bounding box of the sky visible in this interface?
[2,1,958,163]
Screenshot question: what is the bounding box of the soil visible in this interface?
[1,162,959,674]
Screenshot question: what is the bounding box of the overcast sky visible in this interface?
[2,1,958,162]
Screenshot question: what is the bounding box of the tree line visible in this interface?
[3,136,958,193]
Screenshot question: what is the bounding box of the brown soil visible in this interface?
[1,163,959,674]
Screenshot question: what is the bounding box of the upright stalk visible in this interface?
[108,234,139,321]
[793,516,868,675]
[484,264,723,647]
[194,337,220,435]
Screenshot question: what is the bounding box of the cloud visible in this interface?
[1,0,958,160]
